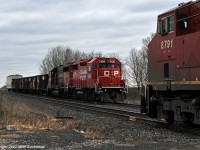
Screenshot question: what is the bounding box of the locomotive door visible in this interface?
[110,70,115,85]
[176,38,185,68]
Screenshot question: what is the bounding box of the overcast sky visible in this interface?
[1,0,190,87]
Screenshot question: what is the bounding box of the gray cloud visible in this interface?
[0,0,190,86]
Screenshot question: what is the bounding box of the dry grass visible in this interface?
[0,134,20,139]
[0,96,77,131]
[74,122,115,139]
[0,96,116,140]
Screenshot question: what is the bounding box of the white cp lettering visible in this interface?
[114,71,119,76]
[104,71,110,76]
[104,71,119,76]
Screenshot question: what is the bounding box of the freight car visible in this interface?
[6,74,23,91]
[11,57,127,103]
[12,74,48,94]
[141,1,200,125]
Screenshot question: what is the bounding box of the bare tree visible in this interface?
[126,33,154,90]
[40,46,83,74]
[126,48,142,89]
[64,47,75,64]
[85,50,103,58]
[40,47,103,74]
[141,33,155,82]
[40,46,66,74]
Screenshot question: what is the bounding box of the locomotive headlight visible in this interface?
[105,89,107,91]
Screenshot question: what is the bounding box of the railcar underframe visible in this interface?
[144,83,200,125]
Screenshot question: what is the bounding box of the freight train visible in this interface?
[11,57,127,103]
[141,1,200,125]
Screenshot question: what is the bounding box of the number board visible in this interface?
[99,60,106,63]
[99,60,115,63]
[109,60,115,63]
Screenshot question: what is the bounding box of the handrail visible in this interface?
[125,84,128,93]
[95,80,99,93]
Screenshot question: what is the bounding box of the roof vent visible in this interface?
[178,2,185,6]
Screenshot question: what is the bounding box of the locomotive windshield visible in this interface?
[99,63,115,68]
[159,15,174,35]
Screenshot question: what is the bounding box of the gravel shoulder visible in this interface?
[0,93,200,150]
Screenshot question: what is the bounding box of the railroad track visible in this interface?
[1,91,166,126]
[2,91,200,135]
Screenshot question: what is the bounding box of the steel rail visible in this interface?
[3,91,200,135]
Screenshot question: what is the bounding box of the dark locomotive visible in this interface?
[12,57,127,103]
[141,1,200,125]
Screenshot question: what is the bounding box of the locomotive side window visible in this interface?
[88,66,91,72]
[93,64,97,70]
[80,62,87,66]
[177,14,188,29]
[63,67,69,72]
[160,15,174,35]
[116,64,121,68]
[168,16,174,32]
[164,63,169,78]
[73,64,78,70]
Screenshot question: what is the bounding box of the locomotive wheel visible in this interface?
[89,92,95,101]
[72,91,76,99]
[182,113,194,126]
[164,111,174,124]
[140,94,147,114]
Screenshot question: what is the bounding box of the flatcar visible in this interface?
[141,1,200,125]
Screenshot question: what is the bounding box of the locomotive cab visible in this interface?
[145,1,200,125]
[97,58,124,87]
[89,58,126,102]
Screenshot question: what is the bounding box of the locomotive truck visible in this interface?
[141,1,200,125]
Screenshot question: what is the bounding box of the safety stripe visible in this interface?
[147,81,200,85]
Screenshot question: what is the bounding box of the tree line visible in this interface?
[40,33,154,90]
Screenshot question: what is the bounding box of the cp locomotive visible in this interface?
[141,1,200,125]
[12,57,127,103]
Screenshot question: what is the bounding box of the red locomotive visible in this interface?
[142,1,200,125]
[12,57,127,103]
[48,57,127,102]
